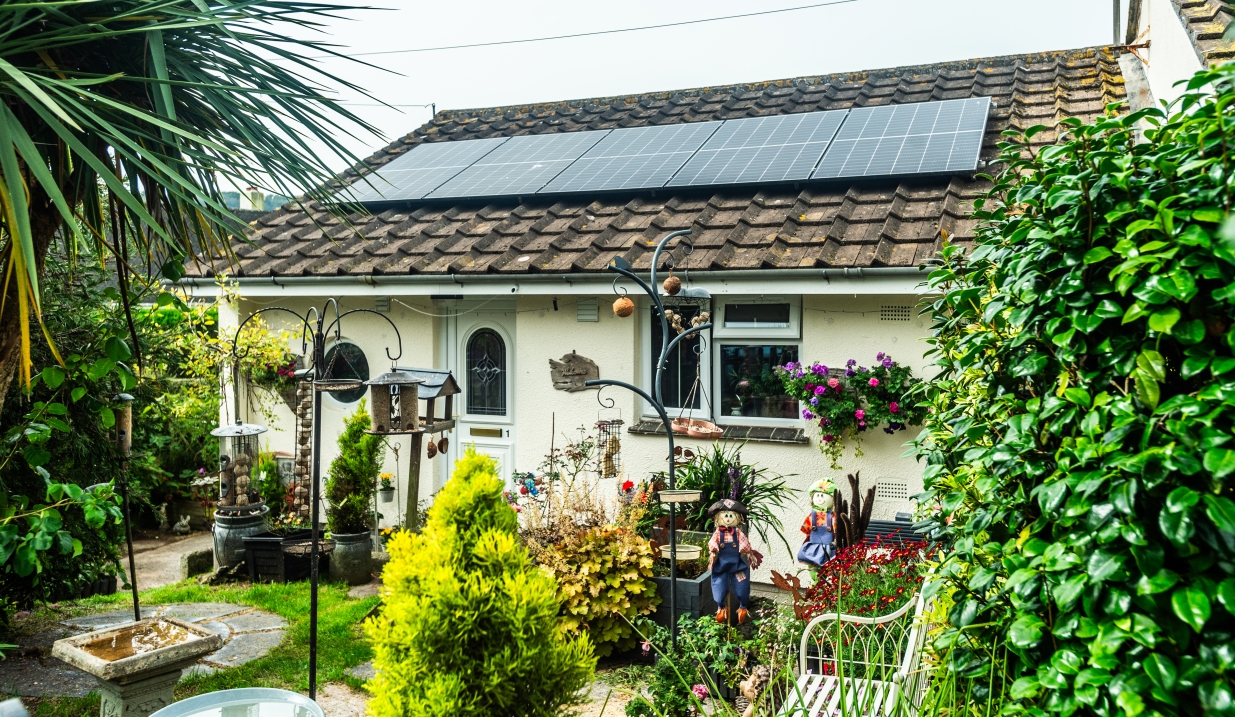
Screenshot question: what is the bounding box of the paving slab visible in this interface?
[0,655,98,698]
[198,620,232,640]
[203,630,284,667]
[221,611,287,632]
[161,602,245,622]
[60,606,159,631]
[345,661,375,681]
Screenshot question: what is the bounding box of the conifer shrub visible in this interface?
[324,401,382,534]
[365,447,596,717]
[916,64,1235,715]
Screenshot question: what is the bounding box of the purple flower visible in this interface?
[823,434,835,442]
[784,361,798,371]
[847,359,857,366]
[802,409,815,420]
[858,366,868,373]
[814,386,826,396]
[882,358,893,367]
[810,397,819,406]
[811,363,827,375]
[794,370,804,378]
[845,368,856,377]
[869,378,880,387]
[876,352,885,361]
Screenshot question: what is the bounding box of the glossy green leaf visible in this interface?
[1171,586,1211,632]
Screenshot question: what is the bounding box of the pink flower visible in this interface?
[641,640,651,656]
[827,378,840,389]
[868,378,880,387]
[890,402,900,414]
[823,434,835,442]
[692,685,710,701]
[814,385,826,396]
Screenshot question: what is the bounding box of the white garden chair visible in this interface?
[777,591,931,717]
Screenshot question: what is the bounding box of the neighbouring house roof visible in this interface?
[1167,0,1235,65]
[190,46,1128,280]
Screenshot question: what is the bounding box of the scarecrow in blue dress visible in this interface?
[707,498,762,625]
[796,478,837,578]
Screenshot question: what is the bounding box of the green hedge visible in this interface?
[916,65,1235,715]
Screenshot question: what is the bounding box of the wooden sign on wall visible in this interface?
[549,351,599,392]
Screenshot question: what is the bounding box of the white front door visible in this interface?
[445,301,516,486]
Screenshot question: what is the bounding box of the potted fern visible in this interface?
[325,401,385,585]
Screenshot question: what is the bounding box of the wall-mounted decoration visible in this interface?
[550,351,599,392]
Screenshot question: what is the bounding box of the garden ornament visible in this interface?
[707,498,762,624]
[171,514,192,536]
[739,665,771,717]
[797,478,838,571]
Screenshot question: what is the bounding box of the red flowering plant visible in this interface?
[802,537,927,620]
[776,353,925,468]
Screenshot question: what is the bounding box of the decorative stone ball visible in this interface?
[663,275,682,296]
[427,440,438,459]
[613,296,635,317]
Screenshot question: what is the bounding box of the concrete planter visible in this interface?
[212,505,269,568]
[52,617,222,717]
[329,531,372,585]
[652,570,717,628]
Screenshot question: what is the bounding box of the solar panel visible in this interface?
[666,111,847,187]
[427,132,610,199]
[539,122,723,193]
[339,138,509,202]
[812,97,990,180]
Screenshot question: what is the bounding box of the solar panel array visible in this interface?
[813,97,990,179]
[668,110,846,187]
[341,97,991,204]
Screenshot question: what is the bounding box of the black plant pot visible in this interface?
[652,570,717,628]
[244,529,329,583]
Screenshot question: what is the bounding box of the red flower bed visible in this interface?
[802,537,926,621]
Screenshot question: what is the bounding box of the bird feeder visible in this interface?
[365,371,426,434]
[210,421,268,509]
[595,410,624,479]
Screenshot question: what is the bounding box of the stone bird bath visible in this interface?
[52,617,222,717]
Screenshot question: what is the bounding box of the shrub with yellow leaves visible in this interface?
[364,447,595,717]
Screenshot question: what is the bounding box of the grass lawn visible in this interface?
[8,579,380,717]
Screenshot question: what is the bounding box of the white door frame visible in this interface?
[442,299,517,486]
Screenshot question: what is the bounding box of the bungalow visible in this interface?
[183,38,1163,582]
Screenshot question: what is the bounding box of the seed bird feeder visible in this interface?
[211,421,268,509]
[365,371,425,434]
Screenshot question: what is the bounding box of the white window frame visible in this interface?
[640,296,803,427]
[713,295,801,339]
[640,299,713,421]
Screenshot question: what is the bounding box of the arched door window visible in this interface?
[467,329,506,416]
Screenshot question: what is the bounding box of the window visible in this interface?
[322,342,369,404]
[466,328,506,416]
[724,303,791,329]
[719,344,799,419]
[650,304,704,411]
[713,296,800,338]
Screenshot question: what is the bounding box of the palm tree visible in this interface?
[0,0,378,398]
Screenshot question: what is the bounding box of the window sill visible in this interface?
[627,420,809,445]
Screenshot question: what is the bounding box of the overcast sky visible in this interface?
[254,0,1131,190]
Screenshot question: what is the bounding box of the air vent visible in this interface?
[876,481,910,500]
[375,295,391,313]
[577,298,599,322]
[880,305,911,322]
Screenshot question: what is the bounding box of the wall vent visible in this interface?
[880,305,912,322]
[375,295,391,313]
[576,297,599,322]
[876,481,910,500]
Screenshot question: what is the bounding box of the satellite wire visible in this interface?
[331,0,861,58]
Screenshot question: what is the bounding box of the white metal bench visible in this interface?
[776,591,930,717]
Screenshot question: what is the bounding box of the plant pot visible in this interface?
[660,544,702,561]
[212,505,269,568]
[652,570,717,628]
[379,487,395,503]
[329,531,373,585]
[244,529,329,583]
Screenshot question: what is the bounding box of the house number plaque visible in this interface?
[549,351,599,392]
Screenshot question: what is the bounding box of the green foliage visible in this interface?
[675,443,797,553]
[254,454,285,520]
[914,64,1235,715]
[777,355,926,469]
[540,524,660,657]
[325,401,383,535]
[364,447,595,717]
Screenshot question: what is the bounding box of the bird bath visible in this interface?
[52,617,223,717]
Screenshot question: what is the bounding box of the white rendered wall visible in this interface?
[1133,0,1206,109]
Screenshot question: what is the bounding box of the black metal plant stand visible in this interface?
[585,229,711,648]
[232,299,403,701]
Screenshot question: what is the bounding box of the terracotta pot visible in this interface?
[671,418,692,435]
[686,420,724,440]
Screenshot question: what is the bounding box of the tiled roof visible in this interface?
[192,46,1127,279]
[1170,0,1235,65]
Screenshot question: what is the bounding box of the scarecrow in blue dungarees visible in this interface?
[707,498,762,625]
[796,478,837,581]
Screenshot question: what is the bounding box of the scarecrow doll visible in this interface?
[708,498,762,624]
[796,478,837,575]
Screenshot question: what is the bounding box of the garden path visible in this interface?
[121,532,214,590]
[0,603,285,698]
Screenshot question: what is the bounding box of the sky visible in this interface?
[251,0,1132,189]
